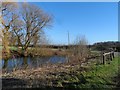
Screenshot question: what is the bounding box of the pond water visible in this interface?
[1,56,68,72]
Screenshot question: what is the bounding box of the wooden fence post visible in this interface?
[102,52,105,65]
[100,51,115,65]
[110,52,112,61]
[108,53,111,64]
[112,51,114,58]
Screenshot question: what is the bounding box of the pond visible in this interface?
[1,55,68,72]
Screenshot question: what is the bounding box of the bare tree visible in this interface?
[12,3,52,55]
[0,2,2,46]
[1,2,18,54]
[73,35,89,62]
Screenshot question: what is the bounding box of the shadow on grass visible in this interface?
[2,78,27,90]
[114,73,120,89]
[1,77,65,90]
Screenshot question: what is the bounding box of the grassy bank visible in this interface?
[44,57,120,90]
[1,46,71,60]
[80,57,119,89]
[2,56,119,89]
[27,47,69,57]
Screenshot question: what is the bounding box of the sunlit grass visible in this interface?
[80,57,119,88]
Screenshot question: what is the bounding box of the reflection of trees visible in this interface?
[3,59,8,69]
[12,58,19,68]
[22,57,28,67]
[30,57,37,68]
[2,57,59,69]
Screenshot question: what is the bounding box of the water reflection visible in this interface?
[2,56,68,71]
[0,60,3,69]
[48,56,67,64]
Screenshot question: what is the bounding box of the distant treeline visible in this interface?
[2,41,120,51]
[90,41,120,52]
[45,41,120,52]
[30,41,120,52]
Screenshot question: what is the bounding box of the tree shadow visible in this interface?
[115,74,120,89]
[2,77,27,89]
[1,77,65,90]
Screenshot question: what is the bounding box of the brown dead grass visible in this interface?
[27,48,70,57]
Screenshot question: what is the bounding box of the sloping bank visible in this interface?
[2,57,119,89]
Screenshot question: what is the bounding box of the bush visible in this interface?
[71,35,89,62]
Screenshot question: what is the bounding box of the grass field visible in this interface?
[75,57,119,89]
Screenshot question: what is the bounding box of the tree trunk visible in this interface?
[2,27,10,57]
[21,48,28,57]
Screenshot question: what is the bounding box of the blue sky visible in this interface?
[31,2,118,45]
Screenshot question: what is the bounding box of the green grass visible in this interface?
[0,46,18,51]
[9,46,17,51]
[0,45,2,50]
[55,57,119,89]
[53,57,119,89]
[79,57,119,89]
